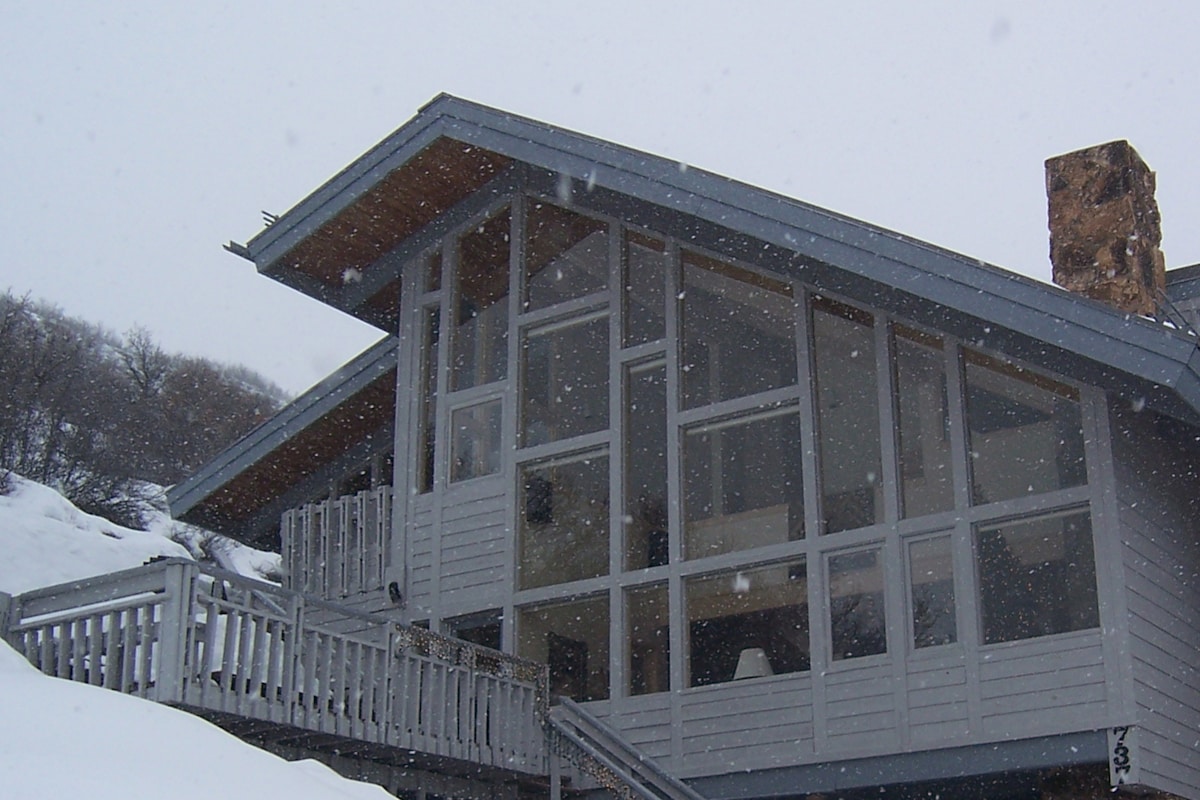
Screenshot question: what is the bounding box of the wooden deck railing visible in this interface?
[281,486,390,598]
[1,559,548,775]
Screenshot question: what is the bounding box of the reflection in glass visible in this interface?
[977,511,1098,644]
[625,361,669,570]
[684,409,803,559]
[519,596,609,701]
[908,535,956,648]
[627,584,669,695]
[814,298,882,534]
[686,561,809,687]
[450,400,502,483]
[452,208,510,390]
[829,548,887,660]
[524,201,608,310]
[517,454,609,589]
[894,327,953,518]
[424,250,442,293]
[680,251,796,408]
[623,232,666,346]
[965,351,1087,505]
[521,314,609,447]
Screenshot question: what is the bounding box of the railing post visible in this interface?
[154,560,196,705]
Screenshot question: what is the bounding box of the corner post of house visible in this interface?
[154,560,196,705]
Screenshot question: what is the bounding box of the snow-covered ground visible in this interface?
[0,474,390,799]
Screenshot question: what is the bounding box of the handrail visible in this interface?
[3,559,549,775]
[548,698,705,800]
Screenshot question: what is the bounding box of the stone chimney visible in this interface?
[1046,140,1165,316]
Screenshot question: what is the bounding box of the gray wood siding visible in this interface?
[823,662,900,750]
[439,482,508,598]
[905,654,970,745]
[676,676,815,776]
[1111,404,1200,798]
[598,695,674,762]
[977,632,1107,738]
[408,502,436,609]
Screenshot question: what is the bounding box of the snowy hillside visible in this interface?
[0,473,278,594]
[0,474,394,798]
[0,639,391,799]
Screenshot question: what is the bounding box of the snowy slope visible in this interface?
[0,639,391,799]
[0,473,279,594]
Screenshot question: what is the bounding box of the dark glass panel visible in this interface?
[829,547,887,660]
[625,361,668,570]
[683,409,804,559]
[895,326,954,518]
[517,454,610,589]
[964,351,1086,505]
[814,298,882,534]
[686,561,809,687]
[909,535,957,648]
[524,201,608,310]
[449,399,502,483]
[627,584,670,695]
[452,208,510,390]
[417,305,440,493]
[518,596,609,701]
[623,232,666,346]
[521,314,609,447]
[680,251,796,408]
[978,512,1099,644]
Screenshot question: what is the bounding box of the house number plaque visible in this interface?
[1108,725,1139,787]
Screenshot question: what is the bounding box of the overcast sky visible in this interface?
[3,2,1198,395]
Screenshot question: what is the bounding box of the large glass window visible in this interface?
[977,511,1099,645]
[686,561,809,687]
[964,351,1087,505]
[828,548,887,661]
[623,232,666,346]
[814,298,883,534]
[625,360,669,570]
[451,208,510,391]
[683,409,804,560]
[680,252,796,408]
[517,453,610,590]
[908,535,957,648]
[524,201,608,311]
[449,399,502,483]
[894,326,954,518]
[519,596,610,701]
[521,313,609,448]
[627,583,669,695]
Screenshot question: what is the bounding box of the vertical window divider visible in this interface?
[502,195,524,650]
[662,241,687,739]
[877,320,901,526]
[607,223,623,701]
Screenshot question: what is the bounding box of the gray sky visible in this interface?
[3,2,1198,395]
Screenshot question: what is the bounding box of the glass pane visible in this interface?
[909,536,956,648]
[686,561,809,687]
[518,596,609,701]
[424,250,442,293]
[524,200,608,311]
[829,548,887,660]
[416,305,440,493]
[623,232,666,346]
[447,611,501,650]
[627,584,669,695]
[965,351,1087,505]
[680,251,796,408]
[814,298,882,534]
[625,361,669,570]
[452,208,510,390]
[684,409,804,559]
[895,327,954,518]
[977,511,1099,644]
[517,454,610,589]
[450,400,502,483]
[521,314,609,447]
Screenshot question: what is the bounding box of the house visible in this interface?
[166,97,1200,799]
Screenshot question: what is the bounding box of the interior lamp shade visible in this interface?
[733,647,773,680]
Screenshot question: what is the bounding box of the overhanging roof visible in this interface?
[234,93,1200,426]
[167,336,397,537]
